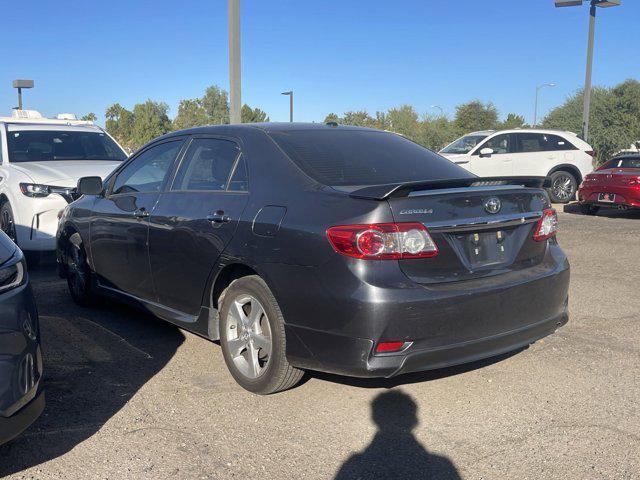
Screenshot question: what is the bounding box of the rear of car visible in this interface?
[578,154,640,212]
[0,231,43,445]
[266,127,570,378]
[0,117,126,251]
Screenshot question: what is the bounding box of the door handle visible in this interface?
[207,210,231,223]
[455,160,470,165]
[133,208,150,219]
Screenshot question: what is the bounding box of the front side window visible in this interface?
[7,130,126,162]
[478,134,510,155]
[111,140,183,195]
[441,134,488,154]
[172,138,240,191]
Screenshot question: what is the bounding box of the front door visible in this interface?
[90,139,185,300]
[148,136,249,315]
[469,133,514,177]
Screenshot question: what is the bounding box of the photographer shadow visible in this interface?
[334,390,461,480]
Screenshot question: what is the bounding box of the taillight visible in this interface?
[326,222,438,260]
[586,150,596,158]
[533,208,558,242]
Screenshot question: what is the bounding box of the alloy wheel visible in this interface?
[225,294,272,379]
[67,244,88,297]
[552,174,575,202]
[1,208,16,243]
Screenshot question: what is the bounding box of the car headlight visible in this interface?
[0,253,25,293]
[19,183,76,198]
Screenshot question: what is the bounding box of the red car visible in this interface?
[578,154,640,215]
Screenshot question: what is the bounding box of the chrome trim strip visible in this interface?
[427,212,542,232]
[408,185,531,197]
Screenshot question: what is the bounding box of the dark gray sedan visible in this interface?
[0,231,43,445]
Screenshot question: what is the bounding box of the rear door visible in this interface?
[512,132,572,176]
[90,138,185,299]
[148,136,249,315]
[469,133,514,176]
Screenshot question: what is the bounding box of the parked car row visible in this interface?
[1,113,636,444]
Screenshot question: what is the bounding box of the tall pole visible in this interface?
[289,91,293,122]
[228,0,241,124]
[582,1,597,141]
[17,88,23,110]
[281,91,293,122]
[534,87,539,127]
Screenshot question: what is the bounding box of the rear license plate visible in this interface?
[458,231,509,268]
[598,193,616,203]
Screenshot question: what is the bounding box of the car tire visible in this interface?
[0,202,18,245]
[65,234,98,307]
[219,275,304,394]
[580,204,599,216]
[548,171,578,204]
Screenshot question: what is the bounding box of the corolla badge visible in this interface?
[484,197,502,214]
[399,208,434,215]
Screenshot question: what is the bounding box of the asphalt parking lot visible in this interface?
[1,206,639,480]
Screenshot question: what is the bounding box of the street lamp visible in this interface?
[533,82,556,127]
[430,105,444,117]
[12,79,34,110]
[554,0,621,141]
[281,91,293,122]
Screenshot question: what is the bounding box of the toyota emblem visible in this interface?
[484,197,502,214]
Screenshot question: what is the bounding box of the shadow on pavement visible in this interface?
[562,202,640,219]
[334,390,460,480]
[0,256,185,476]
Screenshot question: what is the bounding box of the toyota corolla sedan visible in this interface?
[0,231,43,445]
[578,153,640,215]
[56,123,570,394]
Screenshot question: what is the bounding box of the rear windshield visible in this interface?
[606,157,640,169]
[269,129,473,186]
[7,130,127,162]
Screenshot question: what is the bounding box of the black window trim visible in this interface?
[106,137,188,197]
[166,134,249,195]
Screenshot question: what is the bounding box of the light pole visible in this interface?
[12,79,34,110]
[430,105,444,117]
[533,83,556,127]
[281,91,293,122]
[228,0,241,124]
[554,0,621,141]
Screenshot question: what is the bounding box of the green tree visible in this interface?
[173,99,209,130]
[202,86,230,125]
[387,105,419,138]
[454,101,499,133]
[130,100,172,149]
[105,103,135,150]
[324,113,340,124]
[241,104,269,123]
[500,113,527,130]
[543,79,640,164]
[81,112,97,121]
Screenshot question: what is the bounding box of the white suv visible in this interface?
[0,110,127,254]
[439,129,595,203]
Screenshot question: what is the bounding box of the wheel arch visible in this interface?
[547,164,583,184]
[56,222,83,278]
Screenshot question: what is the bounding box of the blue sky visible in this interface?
[2,0,637,126]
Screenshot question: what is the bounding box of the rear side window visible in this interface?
[172,138,240,191]
[606,157,640,169]
[269,129,472,186]
[514,133,577,153]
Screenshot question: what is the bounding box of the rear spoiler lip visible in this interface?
[347,176,550,200]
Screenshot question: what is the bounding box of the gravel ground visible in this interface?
[1,205,638,479]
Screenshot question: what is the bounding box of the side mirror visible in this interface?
[77,176,103,196]
[479,147,494,158]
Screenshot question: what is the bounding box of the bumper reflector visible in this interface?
[376,341,406,353]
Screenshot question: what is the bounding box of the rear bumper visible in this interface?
[578,187,640,208]
[0,389,44,446]
[269,244,570,378]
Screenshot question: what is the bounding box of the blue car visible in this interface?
[0,231,43,445]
